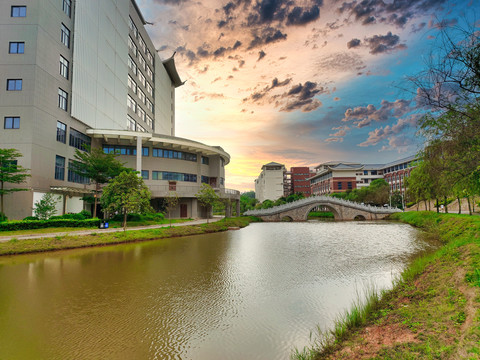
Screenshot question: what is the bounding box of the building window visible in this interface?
[58,88,68,110]
[146,66,153,81]
[4,117,20,129]
[102,145,148,156]
[127,95,136,113]
[7,79,22,91]
[128,36,137,56]
[137,124,146,132]
[69,128,91,151]
[128,56,137,75]
[61,24,70,48]
[201,156,209,165]
[138,71,146,87]
[138,36,146,53]
[201,176,209,184]
[145,115,153,128]
[128,75,137,94]
[56,121,66,143]
[68,160,90,184]
[128,16,138,38]
[63,0,71,17]
[138,89,146,104]
[139,55,146,70]
[146,99,153,113]
[147,50,154,65]
[141,170,149,180]
[55,155,65,180]
[59,56,69,79]
[220,177,225,186]
[347,182,352,189]
[127,116,136,131]
[9,42,24,54]
[137,106,145,121]
[338,182,343,190]
[11,6,26,17]
[146,82,153,97]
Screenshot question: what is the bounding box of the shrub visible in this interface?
[0,218,100,232]
[109,212,164,222]
[23,216,39,221]
[0,212,8,222]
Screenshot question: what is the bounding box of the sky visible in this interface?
[136,0,478,191]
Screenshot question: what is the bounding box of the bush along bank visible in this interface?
[293,212,480,360]
[0,217,260,256]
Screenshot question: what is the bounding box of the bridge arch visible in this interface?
[354,214,366,221]
[304,203,340,221]
[281,215,293,222]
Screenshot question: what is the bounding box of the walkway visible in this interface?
[0,217,223,243]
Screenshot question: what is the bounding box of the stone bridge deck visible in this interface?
[244,196,401,221]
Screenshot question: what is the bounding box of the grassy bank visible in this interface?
[293,212,480,359]
[0,217,260,256]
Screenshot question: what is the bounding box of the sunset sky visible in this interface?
[137,0,478,191]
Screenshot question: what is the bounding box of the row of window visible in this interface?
[55,156,89,184]
[101,145,213,165]
[128,37,154,81]
[128,17,154,65]
[152,171,197,182]
[127,94,154,118]
[152,148,197,162]
[56,122,91,151]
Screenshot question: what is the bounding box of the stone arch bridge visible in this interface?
[244,196,401,221]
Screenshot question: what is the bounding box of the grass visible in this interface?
[307,211,335,219]
[292,211,480,359]
[0,217,260,256]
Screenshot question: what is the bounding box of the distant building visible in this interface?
[287,167,315,197]
[309,156,417,196]
[254,162,286,202]
[310,162,361,195]
[381,155,416,195]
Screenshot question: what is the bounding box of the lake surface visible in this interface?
[0,221,435,360]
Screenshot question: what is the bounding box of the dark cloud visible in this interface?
[428,18,458,29]
[286,5,320,26]
[364,31,407,54]
[233,40,242,49]
[347,38,361,48]
[338,0,449,28]
[213,47,227,57]
[280,81,326,112]
[248,27,287,49]
[342,99,414,127]
[258,50,267,61]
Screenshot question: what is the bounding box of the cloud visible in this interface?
[286,5,321,26]
[358,114,419,147]
[248,27,288,49]
[347,38,361,48]
[258,50,267,61]
[337,0,449,28]
[280,82,325,112]
[364,32,407,54]
[342,99,414,127]
[192,91,225,102]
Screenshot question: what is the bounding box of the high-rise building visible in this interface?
[0,0,238,219]
[254,162,286,202]
[288,167,315,197]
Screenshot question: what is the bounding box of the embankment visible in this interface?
[294,212,480,360]
[0,217,259,256]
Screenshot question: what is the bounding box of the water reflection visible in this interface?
[0,221,435,360]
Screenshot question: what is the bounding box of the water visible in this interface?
[0,221,435,360]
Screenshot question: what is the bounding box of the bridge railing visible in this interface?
[244,195,401,216]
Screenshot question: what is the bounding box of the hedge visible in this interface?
[0,218,101,232]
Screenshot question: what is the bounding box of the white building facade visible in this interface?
[254,162,286,203]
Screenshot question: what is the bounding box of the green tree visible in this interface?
[71,147,129,218]
[164,192,179,227]
[0,148,30,214]
[363,179,389,206]
[34,193,60,220]
[240,192,258,213]
[101,171,153,230]
[195,183,219,223]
